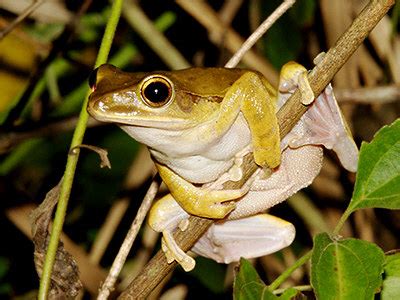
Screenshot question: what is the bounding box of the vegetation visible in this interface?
[0,0,399,298]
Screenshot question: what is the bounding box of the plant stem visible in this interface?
[268,251,312,292]
[37,0,124,299]
[333,207,353,235]
[272,284,312,295]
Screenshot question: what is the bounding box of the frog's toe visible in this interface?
[207,201,236,219]
[183,188,244,219]
[278,61,314,105]
[162,230,195,271]
[298,71,314,105]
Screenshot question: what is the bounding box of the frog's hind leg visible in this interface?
[276,61,358,172]
[286,84,359,172]
[192,214,295,264]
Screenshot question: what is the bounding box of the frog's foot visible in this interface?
[203,145,253,190]
[287,84,359,172]
[279,61,314,106]
[149,194,196,271]
[156,163,249,219]
[180,185,250,219]
[162,230,195,271]
[192,214,295,264]
[313,52,326,65]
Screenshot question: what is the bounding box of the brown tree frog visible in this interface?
[87,63,358,271]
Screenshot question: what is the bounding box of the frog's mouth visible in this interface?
[87,99,199,130]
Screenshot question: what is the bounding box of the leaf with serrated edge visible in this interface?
[349,119,400,212]
[233,258,300,300]
[234,258,270,300]
[382,253,400,300]
[311,233,384,300]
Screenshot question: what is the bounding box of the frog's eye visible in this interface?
[141,76,173,107]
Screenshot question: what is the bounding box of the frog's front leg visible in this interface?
[278,61,314,106]
[210,71,282,169]
[156,163,251,219]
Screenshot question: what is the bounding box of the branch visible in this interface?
[225,0,296,68]
[0,0,45,41]
[119,0,395,298]
[176,0,279,85]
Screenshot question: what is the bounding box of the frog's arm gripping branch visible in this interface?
[119,0,395,298]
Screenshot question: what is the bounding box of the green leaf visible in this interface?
[382,252,400,299]
[290,0,317,25]
[348,118,400,212]
[311,233,385,300]
[233,258,301,300]
[262,22,302,69]
[234,258,268,300]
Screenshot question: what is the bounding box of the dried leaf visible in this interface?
[70,144,111,169]
[30,180,82,299]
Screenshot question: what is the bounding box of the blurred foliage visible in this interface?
[261,0,316,68]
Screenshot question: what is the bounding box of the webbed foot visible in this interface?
[287,84,359,172]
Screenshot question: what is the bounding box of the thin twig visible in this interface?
[335,84,400,104]
[97,177,161,300]
[89,199,130,265]
[122,0,190,70]
[0,0,45,41]
[119,1,394,298]
[176,0,279,85]
[70,144,111,169]
[225,0,296,68]
[268,251,312,291]
[0,118,101,155]
[272,284,312,295]
[219,0,244,26]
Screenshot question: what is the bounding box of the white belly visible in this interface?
[121,114,252,184]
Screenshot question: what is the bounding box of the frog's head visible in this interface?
[87,64,231,130]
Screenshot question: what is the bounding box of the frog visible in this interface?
[87,63,358,271]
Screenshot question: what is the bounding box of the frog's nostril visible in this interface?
[88,67,99,91]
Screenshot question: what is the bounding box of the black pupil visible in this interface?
[144,81,170,104]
